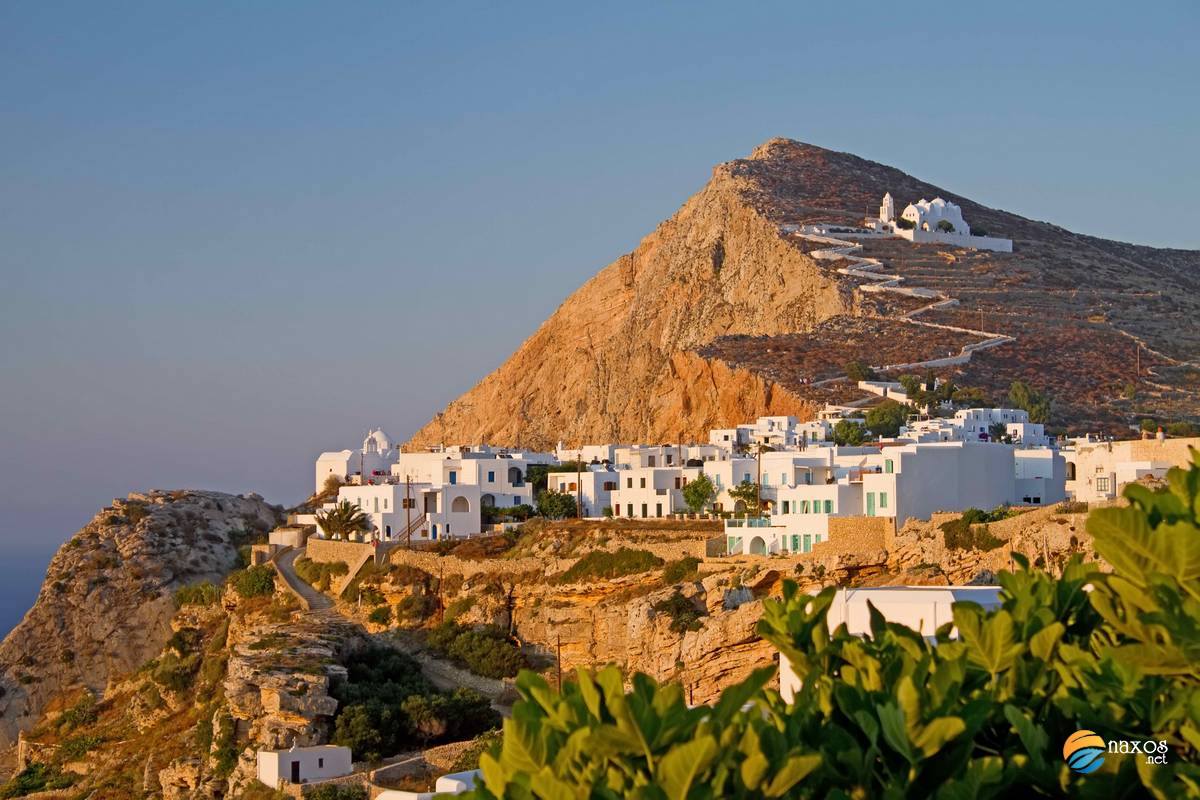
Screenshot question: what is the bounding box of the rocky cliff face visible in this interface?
[0,490,283,747]
[412,137,1200,444]
[409,149,848,449]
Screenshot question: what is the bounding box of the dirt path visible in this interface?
[798,229,1016,374]
[274,547,334,611]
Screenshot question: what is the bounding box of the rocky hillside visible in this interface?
[0,491,283,747]
[410,138,1200,446]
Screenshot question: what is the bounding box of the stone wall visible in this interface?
[822,516,895,555]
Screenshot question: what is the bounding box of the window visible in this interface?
[801,500,809,514]
[402,498,414,509]
[603,481,616,491]
[382,498,388,510]
[627,504,633,517]
[641,503,648,518]
[879,492,888,509]
[824,499,833,514]
[1096,477,1110,493]
[640,478,646,489]
[318,758,324,769]
[782,501,790,514]
[656,503,662,517]
[743,473,751,483]
[568,482,577,491]
[791,535,800,552]
[781,473,787,485]
[648,456,656,467]
[803,534,812,552]
[487,471,495,482]
[884,459,894,474]
[449,471,457,485]
[627,477,633,489]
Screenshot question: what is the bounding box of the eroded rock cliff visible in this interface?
[0,490,283,747]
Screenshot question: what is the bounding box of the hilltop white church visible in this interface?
[870,193,1012,252]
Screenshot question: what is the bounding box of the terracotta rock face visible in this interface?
[408,150,845,449]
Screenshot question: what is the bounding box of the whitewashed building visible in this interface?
[257,745,352,789]
[314,428,398,492]
[1064,436,1200,502]
[869,193,1013,252]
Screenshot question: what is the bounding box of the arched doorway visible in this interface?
[451,496,470,513]
[734,500,747,513]
[508,466,523,485]
[480,494,496,508]
[749,536,767,555]
[1066,462,1077,481]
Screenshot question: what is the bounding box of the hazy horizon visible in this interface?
[3,1,1198,636]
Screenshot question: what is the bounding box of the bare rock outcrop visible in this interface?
[408,149,845,449]
[0,490,283,747]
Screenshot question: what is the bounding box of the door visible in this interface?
[289,760,300,784]
[866,492,875,517]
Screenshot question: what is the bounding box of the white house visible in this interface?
[314,428,398,492]
[257,745,352,789]
[777,587,1003,703]
[1063,436,1200,502]
[549,466,620,517]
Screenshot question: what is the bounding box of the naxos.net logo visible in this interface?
[1063,729,1170,774]
[1063,730,1106,774]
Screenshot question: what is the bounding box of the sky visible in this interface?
[1,1,1197,633]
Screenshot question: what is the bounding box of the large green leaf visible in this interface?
[762,753,822,797]
[654,734,717,800]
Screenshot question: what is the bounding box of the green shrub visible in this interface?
[843,359,877,382]
[462,456,1200,799]
[941,507,1010,550]
[174,581,221,607]
[331,646,497,762]
[293,558,348,591]
[0,763,73,798]
[652,589,706,633]
[444,596,475,622]
[397,593,436,623]
[367,605,392,626]
[426,622,525,679]
[1055,500,1088,514]
[59,734,102,760]
[661,556,701,585]
[306,786,367,800]
[232,565,276,598]
[58,694,97,732]
[557,548,664,584]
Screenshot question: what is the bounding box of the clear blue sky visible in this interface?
[1,1,1196,630]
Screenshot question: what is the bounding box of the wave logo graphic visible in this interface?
[1063,730,1106,774]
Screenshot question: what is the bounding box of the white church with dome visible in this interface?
[869,192,1012,252]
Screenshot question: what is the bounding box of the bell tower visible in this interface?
[879,192,894,223]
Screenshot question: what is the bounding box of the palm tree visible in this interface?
[316,500,373,541]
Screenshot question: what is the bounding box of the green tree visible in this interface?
[936,219,955,232]
[865,399,908,438]
[987,421,1009,442]
[681,473,716,513]
[831,418,866,446]
[727,479,761,514]
[536,490,577,520]
[1007,380,1052,424]
[316,500,373,540]
[843,359,877,382]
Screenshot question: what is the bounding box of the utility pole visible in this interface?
[755,443,763,516]
[556,634,563,693]
[575,451,583,519]
[1136,343,1141,379]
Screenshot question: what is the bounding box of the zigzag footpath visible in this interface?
[796,229,1015,372]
